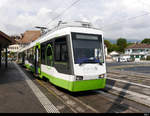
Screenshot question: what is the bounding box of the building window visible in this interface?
[136,55,139,58]
[141,55,144,58]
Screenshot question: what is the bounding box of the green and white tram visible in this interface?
[18,23,107,92]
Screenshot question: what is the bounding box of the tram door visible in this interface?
[22,52,25,65]
[35,46,41,75]
[46,44,53,67]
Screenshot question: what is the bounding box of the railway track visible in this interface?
[36,79,142,113]
[106,70,150,109]
[20,65,150,113]
[107,70,150,86]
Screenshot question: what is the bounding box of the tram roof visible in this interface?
[19,26,103,52]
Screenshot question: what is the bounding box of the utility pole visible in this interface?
[5,47,8,68]
[0,47,1,68]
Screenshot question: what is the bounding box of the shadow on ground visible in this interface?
[0,62,36,85]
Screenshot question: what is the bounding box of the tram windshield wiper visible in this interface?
[76,58,102,65]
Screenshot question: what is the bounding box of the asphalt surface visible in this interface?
[0,62,46,113]
[121,66,150,74]
[0,61,150,113]
[106,62,150,74]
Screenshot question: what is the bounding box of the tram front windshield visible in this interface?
[72,33,104,64]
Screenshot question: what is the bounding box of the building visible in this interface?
[18,30,41,48]
[8,30,41,50]
[8,44,20,53]
[7,30,41,60]
[125,43,150,61]
[0,30,14,67]
[109,51,120,61]
[104,45,108,57]
[118,54,130,62]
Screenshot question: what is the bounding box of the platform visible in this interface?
[0,62,48,113]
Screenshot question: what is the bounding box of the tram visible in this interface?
[18,22,107,92]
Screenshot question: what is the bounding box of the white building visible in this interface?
[8,44,20,53]
[118,54,130,62]
[104,45,108,57]
[109,51,120,61]
[125,43,150,61]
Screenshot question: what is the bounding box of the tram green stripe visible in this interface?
[25,64,31,69]
[24,65,106,92]
[41,72,69,90]
[25,64,34,72]
[41,71,106,92]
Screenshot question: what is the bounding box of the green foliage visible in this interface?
[9,52,15,58]
[117,38,127,53]
[110,44,119,52]
[104,40,112,53]
[2,51,5,57]
[127,43,134,47]
[141,39,150,44]
[104,40,111,48]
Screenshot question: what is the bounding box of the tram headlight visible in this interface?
[99,74,105,78]
[76,76,83,81]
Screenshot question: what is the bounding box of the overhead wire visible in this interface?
[46,0,81,27]
[33,0,78,31]
[97,0,150,31]
[102,12,150,31]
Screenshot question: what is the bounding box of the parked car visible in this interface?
[118,58,127,62]
[127,58,133,62]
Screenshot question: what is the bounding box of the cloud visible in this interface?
[0,0,150,40]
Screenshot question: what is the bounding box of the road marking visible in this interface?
[97,91,140,113]
[108,77,150,89]
[71,96,99,113]
[36,79,99,113]
[14,63,60,113]
[108,70,150,78]
[36,79,77,113]
[105,84,150,107]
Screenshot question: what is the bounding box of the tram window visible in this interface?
[54,37,70,74]
[29,48,34,64]
[31,48,34,64]
[47,47,52,56]
[61,45,68,61]
[55,45,61,61]
[41,45,46,64]
[46,46,53,66]
[25,50,27,60]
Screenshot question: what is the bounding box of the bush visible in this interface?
[146,56,150,60]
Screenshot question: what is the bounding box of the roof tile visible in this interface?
[19,30,41,44]
[127,43,150,49]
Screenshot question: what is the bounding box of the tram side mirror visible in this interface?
[99,62,103,65]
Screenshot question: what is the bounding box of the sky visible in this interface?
[0,0,150,40]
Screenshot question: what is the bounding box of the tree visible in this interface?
[104,40,112,53]
[104,40,111,48]
[110,44,119,52]
[141,38,150,44]
[117,38,127,53]
[127,42,134,47]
